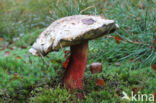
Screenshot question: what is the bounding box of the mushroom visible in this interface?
[29,15,119,89]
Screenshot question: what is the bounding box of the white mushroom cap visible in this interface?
[29,15,119,56]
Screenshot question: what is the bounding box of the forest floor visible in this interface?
[0,0,156,103]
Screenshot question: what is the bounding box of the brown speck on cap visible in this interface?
[81,18,96,25]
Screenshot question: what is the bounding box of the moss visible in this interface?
[29,86,72,103]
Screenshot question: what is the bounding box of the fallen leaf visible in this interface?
[90,62,102,74]
[4,51,10,57]
[14,73,18,78]
[129,58,134,62]
[96,78,104,87]
[82,18,95,25]
[21,45,27,49]
[16,56,21,60]
[114,35,123,44]
[0,38,4,42]
[63,56,70,69]
[152,64,156,70]
[132,87,139,94]
[13,73,23,80]
[116,88,120,96]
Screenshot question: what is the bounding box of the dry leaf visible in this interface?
[90,62,102,74]
[132,87,139,94]
[114,35,123,44]
[152,64,156,70]
[129,58,134,62]
[21,45,27,49]
[16,56,21,60]
[63,56,70,69]
[116,88,120,96]
[0,38,4,42]
[96,78,104,87]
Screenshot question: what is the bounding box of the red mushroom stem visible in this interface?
[64,41,88,89]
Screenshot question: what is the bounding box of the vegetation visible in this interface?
[0,0,155,103]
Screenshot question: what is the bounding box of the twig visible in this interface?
[124,39,150,46]
[32,47,50,67]
[80,5,95,14]
[38,51,50,67]
[104,35,150,46]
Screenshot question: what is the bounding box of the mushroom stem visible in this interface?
[64,41,88,89]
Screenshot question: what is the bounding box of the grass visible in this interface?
[0,39,156,102]
[0,0,156,102]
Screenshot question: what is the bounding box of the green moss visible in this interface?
[29,86,72,103]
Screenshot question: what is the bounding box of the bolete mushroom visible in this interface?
[29,15,119,89]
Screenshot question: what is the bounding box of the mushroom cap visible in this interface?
[29,15,119,56]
